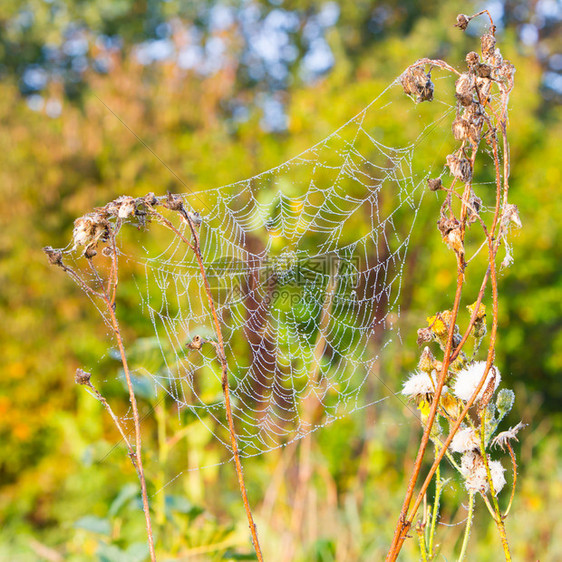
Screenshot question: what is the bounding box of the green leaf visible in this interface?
[108,483,139,518]
[118,370,156,400]
[221,550,258,560]
[74,515,111,535]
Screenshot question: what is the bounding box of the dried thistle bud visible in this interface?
[143,192,158,207]
[43,246,63,267]
[106,195,136,219]
[84,247,97,259]
[164,192,184,211]
[75,368,92,386]
[452,117,471,141]
[446,227,464,254]
[72,213,110,255]
[466,51,480,71]
[418,346,435,373]
[417,326,433,346]
[455,73,474,106]
[446,154,472,183]
[437,217,459,237]
[186,335,205,350]
[477,64,492,78]
[481,33,497,60]
[492,422,526,451]
[427,177,442,192]
[467,192,482,222]
[400,67,434,103]
[455,14,471,30]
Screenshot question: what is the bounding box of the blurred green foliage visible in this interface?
[1,1,561,560]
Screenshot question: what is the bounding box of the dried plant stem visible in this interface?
[458,492,475,561]
[105,294,157,562]
[153,207,263,561]
[51,248,157,561]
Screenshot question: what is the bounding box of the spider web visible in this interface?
[65,77,457,463]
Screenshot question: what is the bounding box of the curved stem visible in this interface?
[155,207,263,561]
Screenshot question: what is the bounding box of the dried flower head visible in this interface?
[460,452,506,495]
[481,33,497,61]
[417,326,433,346]
[491,422,526,451]
[72,213,111,257]
[106,196,136,219]
[446,154,472,183]
[477,63,492,78]
[402,370,440,403]
[466,51,480,71]
[43,246,63,267]
[164,192,184,211]
[75,368,92,386]
[453,361,501,402]
[400,67,434,103]
[455,73,475,106]
[452,117,471,141]
[436,216,464,254]
[450,426,480,453]
[455,14,471,31]
[427,177,442,192]
[186,335,205,350]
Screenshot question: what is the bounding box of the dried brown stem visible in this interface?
[152,206,263,561]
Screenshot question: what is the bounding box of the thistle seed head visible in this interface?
[455,73,475,106]
[466,51,480,71]
[427,177,443,192]
[481,33,497,60]
[452,117,471,141]
[400,67,434,103]
[446,154,472,183]
[455,14,471,31]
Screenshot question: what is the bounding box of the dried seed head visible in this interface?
[452,117,471,141]
[144,192,158,207]
[72,213,110,256]
[401,369,440,403]
[446,227,464,254]
[450,426,480,453]
[461,452,506,495]
[106,195,136,219]
[466,51,480,71]
[164,192,184,211]
[492,422,526,451]
[75,368,92,386]
[400,67,434,103]
[417,326,433,346]
[427,177,443,192]
[84,246,97,259]
[186,335,205,350]
[477,63,492,78]
[481,33,497,60]
[455,73,474,106]
[455,14,471,31]
[43,246,63,267]
[467,191,482,223]
[446,154,472,183]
